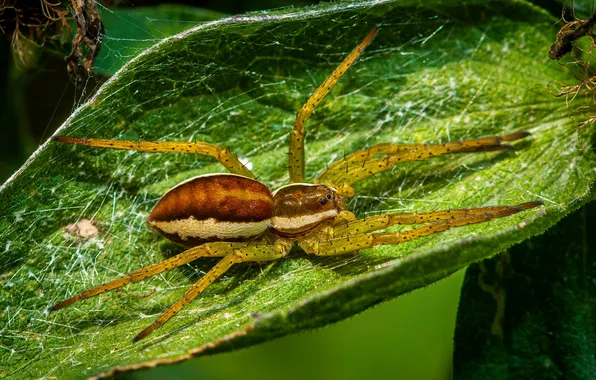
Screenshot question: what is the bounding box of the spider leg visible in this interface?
[300,201,541,256]
[54,136,254,178]
[132,241,290,342]
[327,201,543,238]
[316,131,530,196]
[50,242,251,311]
[289,28,377,183]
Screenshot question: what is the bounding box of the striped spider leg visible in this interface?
[51,236,292,343]
[315,131,532,197]
[54,137,254,178]
[289,28,378,183]
[299,201,542,256]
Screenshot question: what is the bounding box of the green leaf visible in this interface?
[96,4,225,75]
[1,0,595,377]
[454,201,596,379]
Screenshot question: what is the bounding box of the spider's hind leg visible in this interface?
[50,239,291,342]
[55,136,254,178]
[132,241,291,342]
[315,131,530,197]
[49,242,230,312]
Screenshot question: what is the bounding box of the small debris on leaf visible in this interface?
[64,219,99,239]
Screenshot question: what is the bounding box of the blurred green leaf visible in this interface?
[454,201,596,379]
[1,0,595,378]
[96,4,225,75]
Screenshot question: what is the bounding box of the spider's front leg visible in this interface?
[288,28,378,183]
[299,201,542,256]
[316,131,531,197]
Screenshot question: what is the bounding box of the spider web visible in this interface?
[1,0,595,378]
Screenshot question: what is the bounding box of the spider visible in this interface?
[50,28,542,342]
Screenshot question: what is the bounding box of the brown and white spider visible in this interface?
[50,29,542,342]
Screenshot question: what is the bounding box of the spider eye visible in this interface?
[320,197,328,205]
[326,194,332,200]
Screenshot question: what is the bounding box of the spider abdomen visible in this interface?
[148,174,274,246]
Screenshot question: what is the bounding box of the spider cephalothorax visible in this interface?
[270,183,345,236]
[50,28,542,342]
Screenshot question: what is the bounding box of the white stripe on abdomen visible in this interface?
[150,217,269,241]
